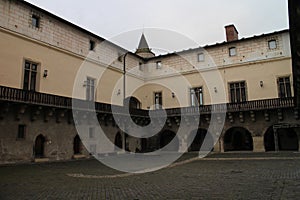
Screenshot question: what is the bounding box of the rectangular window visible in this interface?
[268,40,277,50]
[89,40,95,51]
[229,47,237,56]
[278,76,292,98]
[17,125,26,139]
[154,92,162,109]
[229,81,247,103]
[139,62,143,71]
[197,53,204,62]
[86,77,95,101]
[31,15,40,28]
[156,61,162,69]
[190,87,203,106]
[23,61,38,91]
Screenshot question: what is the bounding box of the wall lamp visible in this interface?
[117,89,121,96]
[260,81,264,87]
[214,87,217,93]
[43,69,48,78]
[172,92,175,98]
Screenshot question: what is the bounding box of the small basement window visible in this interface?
[31,15,40,28]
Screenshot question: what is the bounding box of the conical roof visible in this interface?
[138,34,150,50]
[135,33,155,58]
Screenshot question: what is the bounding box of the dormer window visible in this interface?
[31,15,40,28]
[229,47,237,57]
[268,40,277,50]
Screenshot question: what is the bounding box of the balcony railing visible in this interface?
[0,86,295,116]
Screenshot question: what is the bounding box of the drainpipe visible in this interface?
[273,126,279,152]
[122,52,129,152]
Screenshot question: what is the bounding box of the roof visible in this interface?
[138,34,150,50]
[146,29,290,61]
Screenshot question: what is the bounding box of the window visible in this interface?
[197,53,204,62]
[117,53,123,62]
[229,81,247,103]
[23,61,38,91]
[31,15,40,28]
[154,92,162,109]
[139,62,143,71]
[86,77,95,101]
[89,40,95,51]
[229,47,237,56]
[190,87,203,106]
[89,127,95,139]
[278,76,292,98]
[268,40,277,50]
[156,61,162,69]
[17,125,26,139]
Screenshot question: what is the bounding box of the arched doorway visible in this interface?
[264,126,299,151]
[188,129,214,152]
[73,135,82,155]
[224,127,253,151]
[160,130,179,151]
[124,96,141,109]
[115,132,123,150]
[34,134,45,158]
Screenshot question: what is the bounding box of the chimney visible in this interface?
[225,24,239,42]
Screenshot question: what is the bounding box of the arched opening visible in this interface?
[124,96,141,109]
[264,126,299,151]
[34,134,45,158]
[224,127,253,152]
[188,129,214,152]
[115,132,123,150]
[73,135,82,155]
[141,138,147,152]
[159,130,179,151]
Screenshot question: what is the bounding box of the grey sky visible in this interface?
[26,0,289,54]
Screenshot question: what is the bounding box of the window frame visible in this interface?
[156,61,162,69]
[277,76,292,98]
[89,40,95,51]
[17,124,26,140]
[229,81,247,103]
[190,87,204,106]
[197,53,205,62]
[268,40,277,50]
[85,77,96,101]
[23,60,39,91]
[229,47,237,57]
[31,14,40,28]
[154,91,163,109]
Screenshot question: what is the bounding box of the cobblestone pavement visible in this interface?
[1,152,300,199]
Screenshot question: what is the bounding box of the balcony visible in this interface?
[0,86,295,117]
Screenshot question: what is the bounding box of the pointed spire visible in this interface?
[135,33,155,58]
[138,34,150,50]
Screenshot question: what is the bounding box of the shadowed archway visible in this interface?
[34,134,45,158]
[224,127,253,152]
[159,130,179,152]
[188,129,214,152]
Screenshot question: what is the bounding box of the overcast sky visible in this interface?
[26,0,289,54]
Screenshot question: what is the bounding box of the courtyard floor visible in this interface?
[1,152,300,199]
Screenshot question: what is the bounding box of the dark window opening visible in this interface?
[89,40,95,51]
[278,76,292,98]
[229,81,247,103]
[32,15,40,28]
[154,92,162,109]
[229,47,237,56]
[17,125,26,139]
[23,61,38,91]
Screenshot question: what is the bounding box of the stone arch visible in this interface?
[223,127,253,152]
[115,132,123,150]
[264,125,299,151]
[34,134,46,158]
[159,130,179,151]
[188,128,214,152]
[73,135,82,155]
